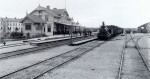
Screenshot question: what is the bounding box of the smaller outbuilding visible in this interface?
[138,22,150,33]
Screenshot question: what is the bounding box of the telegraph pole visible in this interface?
[65,0,66,9]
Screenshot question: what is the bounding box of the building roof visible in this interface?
[138,22,150,28]
[32,6,68,17]
[20,15,45,23]
[34,6,59,17]
[2,18,21,22]
[52,9,68,16]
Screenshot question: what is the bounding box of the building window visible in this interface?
[39,11,42,14]
[39,11,42,18]
[25,24,31,30]
[47,25,51,32]
[45,15,49,21]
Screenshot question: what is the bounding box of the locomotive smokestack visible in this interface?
[101,21,105,28]
[102,22,105,26]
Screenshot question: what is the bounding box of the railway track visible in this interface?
[0,36,95,59]
[130,34,150,72]
[0,40,106,79]
[117,34,150,79]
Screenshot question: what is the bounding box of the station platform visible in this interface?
[0,35,70,46]
[0,35,71,54]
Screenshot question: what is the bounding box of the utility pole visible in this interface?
[70,22,73,45]
[65,0,66,9]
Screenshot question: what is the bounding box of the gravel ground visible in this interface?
[39,35,125,79]
[0,45,78,77]
[122,34,150,79]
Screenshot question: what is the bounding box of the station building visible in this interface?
[138,22,150,33]
[21,5,81,37]
[0,18,4,38]
[0,17,23,38]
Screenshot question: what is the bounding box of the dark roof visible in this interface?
[20,15,45,23]
[2,18,21,22]
[52,9,66,16]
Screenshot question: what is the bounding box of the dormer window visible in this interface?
[39,11,42,18]
[39,11,42,14]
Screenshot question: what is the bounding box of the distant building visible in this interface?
[0,17,23,38]
[21,5,81,37]
[138,22,150,33]
[0,17,5,38]
[124,28,137,33]
[3,17,23,32]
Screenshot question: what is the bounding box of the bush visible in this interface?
[10,32,24,39]
[41,34,47,37]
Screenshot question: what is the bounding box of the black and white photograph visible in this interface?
[0,0,150,79]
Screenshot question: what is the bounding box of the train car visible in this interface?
[107,25,123,36]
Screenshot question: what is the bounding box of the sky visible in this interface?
[0,0,150,28]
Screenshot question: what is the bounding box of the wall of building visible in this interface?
[22,18,45,36]
[0,18,3,38]
[7,22,22,32]
[30,10,54,22]
[30,10,54,36]
[146,23,150,33]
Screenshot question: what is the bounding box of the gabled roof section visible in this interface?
[20,15,45,23]
[33,6,59,17]
[31,6,69,17]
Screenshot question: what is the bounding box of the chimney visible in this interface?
[47,6,50,9]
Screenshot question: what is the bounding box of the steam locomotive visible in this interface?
[97,22,123,40]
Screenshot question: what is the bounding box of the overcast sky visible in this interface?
[1,0,150,28]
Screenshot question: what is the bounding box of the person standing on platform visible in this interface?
[1,37,6,45]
